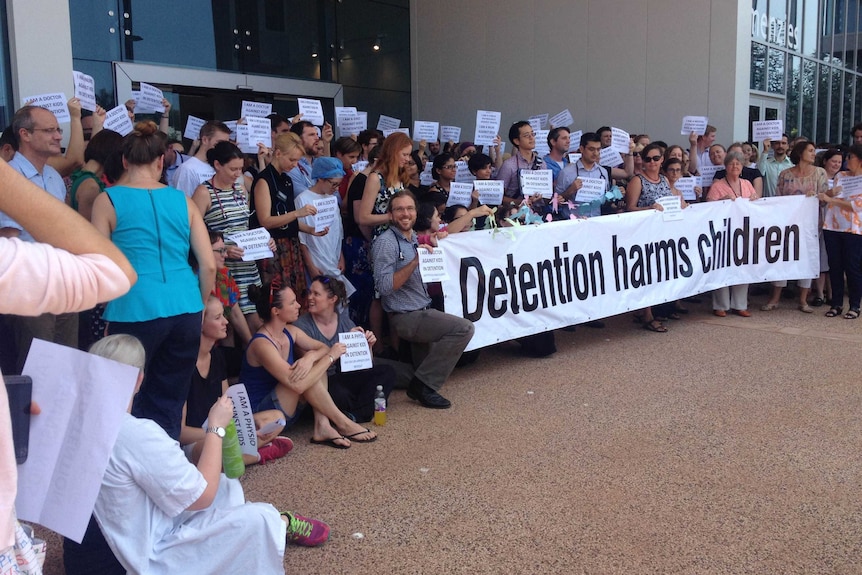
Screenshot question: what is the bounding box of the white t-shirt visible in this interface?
[296,190,344,274]
[171,156,215,197]
[94,414,286,574]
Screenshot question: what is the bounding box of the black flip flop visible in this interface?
[343,428,378,443]
[310,436,350,449]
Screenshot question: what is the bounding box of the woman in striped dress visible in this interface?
[193,141,272,331]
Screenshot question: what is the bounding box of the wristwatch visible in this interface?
[206,426,226,438]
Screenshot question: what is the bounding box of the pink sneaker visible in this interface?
[281,512,330,546]
[257,437,294,464]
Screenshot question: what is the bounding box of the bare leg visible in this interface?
[302,374,377,442]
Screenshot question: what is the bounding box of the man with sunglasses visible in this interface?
[1,105,78,369]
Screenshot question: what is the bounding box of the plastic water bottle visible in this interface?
[373,385,387,426]
[222,420,246,478]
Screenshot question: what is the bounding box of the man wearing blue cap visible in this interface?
[296,157,346,282]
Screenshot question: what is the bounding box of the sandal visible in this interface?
[844,308,860,320]
[642,319,668,333]
[825,307,842,317]
[760,303,779,311]
[812,297,825,307]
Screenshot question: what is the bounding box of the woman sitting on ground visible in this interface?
[181,296,294,466]
[241,281,378,448]
[82,334,330,575]
[292,276,397,423]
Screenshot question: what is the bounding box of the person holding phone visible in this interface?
[0,157,136,571]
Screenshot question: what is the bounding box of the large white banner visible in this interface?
[441,196,819,351]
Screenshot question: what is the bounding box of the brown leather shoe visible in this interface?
[713,309,727,317]
[733,309,751,317]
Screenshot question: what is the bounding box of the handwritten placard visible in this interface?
[72,72,97,112]
[183,115,206,141]
[298,98,325,126]
[574,177,606,203]
[680,116,709,135]
[103,105,133,136]
[23,92,70,124]
[440,125,461,143]
[413,121,439,142]
[550,109,573,128]
[418,247,450,282]
[338,331,373,372]
[447,181,474,207]
[241,100,272,119]
[520,169,554,199]
[312,196,339,233]
[474,180,504,205]
[474,110,501,146]
[225,228,272,261]
[752,120,783,141]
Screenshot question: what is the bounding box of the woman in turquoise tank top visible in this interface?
[91,120,216,441]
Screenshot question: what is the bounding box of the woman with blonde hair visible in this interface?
[251,132,318,302]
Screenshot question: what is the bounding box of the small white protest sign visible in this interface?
[599,146,623,167]
[312,196,339,233]
[657,195,684,221]
[225,228,272,261]
[246,116,273,149]
[338,331,373,372]
[752,120,783,141]
[568,153,582,164]
[474,180,504,205]
[474,110,501,146]
[440,125,461,143]
[72,72,97,112]
[681,116,708,135]
[610,127,630,154]
[574,177,606,203]
[183,115,206,141]
[241,100,272,119]
[419,247,450,282]
[23,93,70,124]
[446,182,474,207]
[297,98,325,126]
[103,105,133,136]
[413,121,439,142]
[534,129,550,157]
[225,385,258,456]
[351,160,369,173]
[454,161,474,184]
[138,82,165,113]
[383,128,410,139]
[377,114,401,132]
[699,164,721,187]
[674,176,697,201]
[520,169,554,199]
[568,130,583,153]
[549,109,574,128]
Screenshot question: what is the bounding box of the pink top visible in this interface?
[0,238,131,549]
[706,177,756,201]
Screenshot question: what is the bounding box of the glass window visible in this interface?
[69,0,122,62]
[843,71,856,141]
[817,63,831,140]
[768,0,788,47]
[787,0,803,53]
[0,5,14,126]
[787,55,802,138]
[752,0,769,45]
[122,0,218,70]
[751,42,768,91]
[831,66,843,141]
[768,48,786,94]
[802,58,817,139]
[801,0,819,56]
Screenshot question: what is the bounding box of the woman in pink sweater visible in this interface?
[0,158,136,569]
